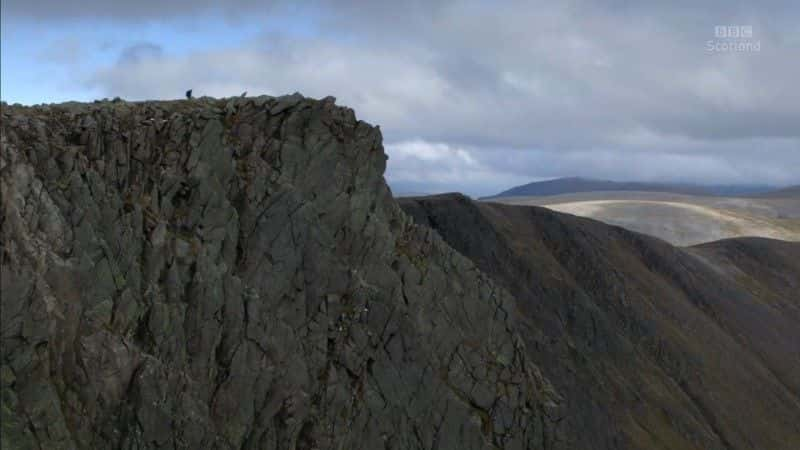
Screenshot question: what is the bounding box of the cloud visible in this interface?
[118,43,164,64]
[385,140,532,197]
[1,0,283,22]
[87,38,452,117]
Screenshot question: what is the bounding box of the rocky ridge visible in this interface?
[3,95,799,450]
[1,96,562,449]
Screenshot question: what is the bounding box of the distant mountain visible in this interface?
[392,191,432,198]
[751,185,800,198]
[483,177,776,199]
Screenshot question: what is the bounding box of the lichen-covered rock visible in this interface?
[1,96,563,449]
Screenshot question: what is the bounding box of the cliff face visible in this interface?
[400,194,800,450]
[1,97,562,449]
[3,96,799,450]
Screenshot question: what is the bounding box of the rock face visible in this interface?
[400,194,800,450]
[1,97,561,449]
[3,96,799,450]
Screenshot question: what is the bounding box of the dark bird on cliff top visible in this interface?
[240,91,247,98]
[185,89,192,99]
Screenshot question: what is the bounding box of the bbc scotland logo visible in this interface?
[708,25,760,52]
[714,25,753,38]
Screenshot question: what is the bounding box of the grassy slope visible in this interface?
[490,191,800,245]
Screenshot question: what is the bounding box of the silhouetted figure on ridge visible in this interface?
[185,89,192,100]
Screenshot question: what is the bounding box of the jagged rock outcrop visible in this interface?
[400,194,800,450]
[4,95,799,450]
[1,97,563,449]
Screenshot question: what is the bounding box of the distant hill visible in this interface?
[483,177,776,199]
[751,185,800,198]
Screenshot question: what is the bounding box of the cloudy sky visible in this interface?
[2,1,799,196]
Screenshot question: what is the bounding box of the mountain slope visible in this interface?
[483,177,774,199]
[1,97,562,449]
[400,194,800,450]
[3,96,798,450]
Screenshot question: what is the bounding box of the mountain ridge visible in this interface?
[1,96,563,449]
[483,176,779,199]
[2,96,799,449]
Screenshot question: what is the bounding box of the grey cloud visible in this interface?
[1,0,282,21]
[385,140,532,197]
[118,43,164,64]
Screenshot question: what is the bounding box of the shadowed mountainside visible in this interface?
[400,194,800,450]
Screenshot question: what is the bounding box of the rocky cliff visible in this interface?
[1,96,562,449]
[2,96,799,450]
